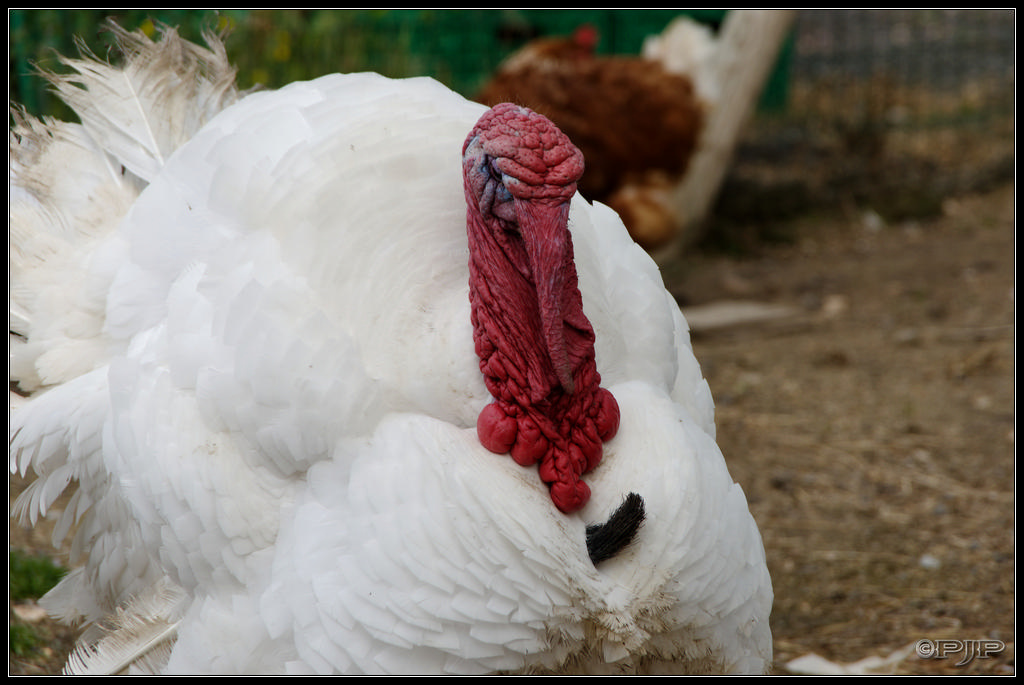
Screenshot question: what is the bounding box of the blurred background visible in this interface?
[9,9,1015,248]
[10,10,743,111]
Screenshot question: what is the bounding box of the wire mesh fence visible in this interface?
[724,9,1014,230]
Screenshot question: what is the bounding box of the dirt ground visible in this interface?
[669,180,1016,675]
[8,181,1015,675]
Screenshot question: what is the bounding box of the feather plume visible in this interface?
[62,579,186,675]
[9,21,243,393]
[42,20,240,184]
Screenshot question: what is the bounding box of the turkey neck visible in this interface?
[462,103,619,513]
[468,197,592,401]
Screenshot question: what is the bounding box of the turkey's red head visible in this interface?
[463,103,619,513]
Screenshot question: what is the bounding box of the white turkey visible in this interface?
[9,24,773,675]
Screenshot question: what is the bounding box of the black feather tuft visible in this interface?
[585,492,645,565]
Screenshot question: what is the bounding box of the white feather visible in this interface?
[9,22,240,394]
[9,25,772,675]
[63,579,185,675]
[44,23,239,184]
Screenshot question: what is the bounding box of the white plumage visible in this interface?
[9,26,772,674]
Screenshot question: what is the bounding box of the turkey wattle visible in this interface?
[9,25,773,675]
[464,103,620,513]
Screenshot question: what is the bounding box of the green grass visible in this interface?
[9,550,67,601]
[9,550,68,664]
[9,622,44,658]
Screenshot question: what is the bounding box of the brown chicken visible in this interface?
[476,24,707,249]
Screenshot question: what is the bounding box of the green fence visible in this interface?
[10,9,1011,221]
[10,9,762,120]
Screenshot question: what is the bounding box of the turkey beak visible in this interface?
[516,197,575,394]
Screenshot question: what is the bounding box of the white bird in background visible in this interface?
[9,24,773,675]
